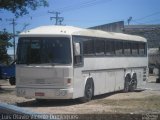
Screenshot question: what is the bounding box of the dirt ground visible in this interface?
[0,76,160,114]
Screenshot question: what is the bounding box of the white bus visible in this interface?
[16,26,148,102]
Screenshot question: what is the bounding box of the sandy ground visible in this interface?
[0,76,160,114]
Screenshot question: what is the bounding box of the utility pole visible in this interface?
[7,18,16,61]
[0,11,2,22]
[59,18,64,25]
[48,11,64,25]
[127,17,132,25]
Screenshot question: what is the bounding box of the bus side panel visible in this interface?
[91,71,106,95]
[73,67,85,99]
[136,68,146,89]
[115,70,125,91]
[105,71,116,93]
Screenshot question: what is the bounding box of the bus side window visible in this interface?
[139,42,145,56]
[106,40,115,55]
[132,42,139,56]
[115,40,123,55]
[83,39,94,56]
[124,41,131,56]
[95,39,105,55]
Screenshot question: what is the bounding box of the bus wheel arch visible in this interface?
[80,77,94,102]
[123,73,131,93]
[129,73,137,92]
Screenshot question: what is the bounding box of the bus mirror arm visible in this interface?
[74,42,81,56]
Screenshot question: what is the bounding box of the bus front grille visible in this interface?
[19,78,64,86]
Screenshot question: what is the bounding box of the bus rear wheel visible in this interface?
[80,79,94,103]
[123,74,130,93]
[129,74,137,92]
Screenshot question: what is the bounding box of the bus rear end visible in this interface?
[16,36,74,99]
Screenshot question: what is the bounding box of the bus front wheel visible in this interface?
[80,79,94,102]
[9,77,16,86]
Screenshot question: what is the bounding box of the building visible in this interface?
[89,21,124,33]
[124,25,160,48]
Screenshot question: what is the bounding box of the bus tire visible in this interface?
[123,74,130,93]
[129,73,137,92]
[80,79,94,103]
[9,77,16,86]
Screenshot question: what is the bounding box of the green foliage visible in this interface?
[0,0,49,17]
[0,0,49,64]
[0,31,13,64]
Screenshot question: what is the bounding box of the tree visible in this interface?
[0,0,49,64]
[0,0,48,17]
[0,30,13,64]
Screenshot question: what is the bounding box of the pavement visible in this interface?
[0,79,15,89]
[146,75,160,91]
[0,76,160,116]
[146,82,160,91]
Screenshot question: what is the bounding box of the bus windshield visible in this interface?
[17,37,71,65]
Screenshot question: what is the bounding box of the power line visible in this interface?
[21,23,30,32]
[132,11,160,24]
[57,0,112,13]
[48,11,64,25]
[57,0,99,12]
[136,12,160,21]
[127,17,132,25]
[0,0,112,26]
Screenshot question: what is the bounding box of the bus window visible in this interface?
[95,39,105,55]
[124,41,131,56]
[17,39,30,64]
[17,37,71,65]
[30,40,41,64]
[115,40,123,55]
[106,40,115,55]
[83,38,94,56]
[132,42,139,55]
[139,43,145,56]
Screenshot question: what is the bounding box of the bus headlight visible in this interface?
[56,90,67,96]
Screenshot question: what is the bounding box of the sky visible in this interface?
[0,0,160,54]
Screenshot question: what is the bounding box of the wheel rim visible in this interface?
[131,75,137,89]
[132,79,137,89]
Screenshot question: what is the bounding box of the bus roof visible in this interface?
[20,25,147,42]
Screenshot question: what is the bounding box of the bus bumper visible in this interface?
[16,87,73,99]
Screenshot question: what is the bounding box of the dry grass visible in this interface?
[90,95,160,113]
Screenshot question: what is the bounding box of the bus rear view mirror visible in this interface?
[74,42,80,56]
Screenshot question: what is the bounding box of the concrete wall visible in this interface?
[124,25,160,48]
[89,21,124,33]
